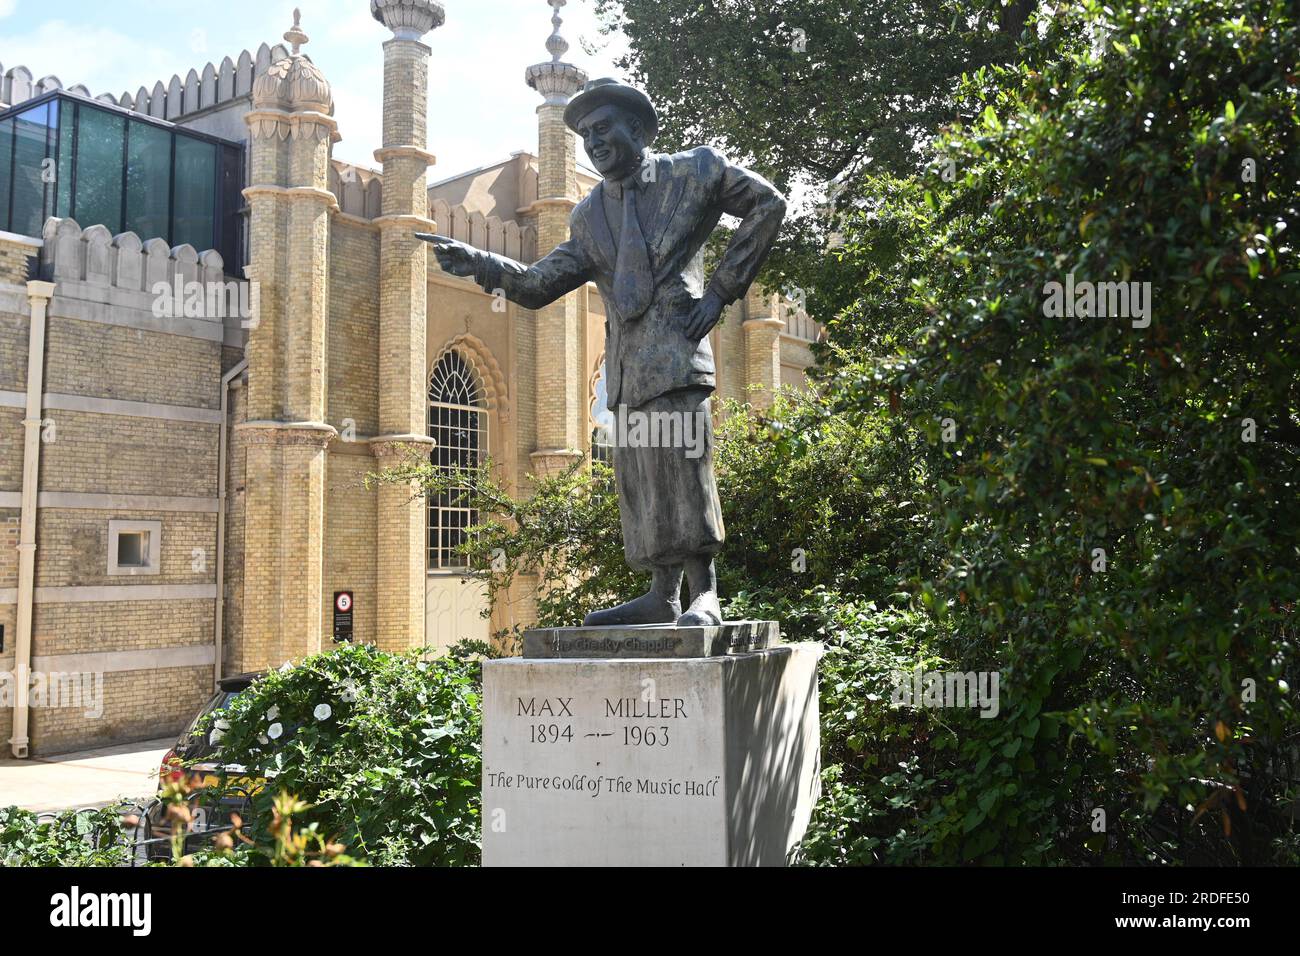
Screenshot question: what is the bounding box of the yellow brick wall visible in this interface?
[0,275,223,755]
[0,309,29,391]
[0,407,23,490]
[238,435,328,671]
[327,221,381,436]
[27,666,212,757]
[221,346,245,376]
[0,590,16,746]
[0,508,18,586]
[43,316,221,409]
[322,449,379,647]
[0,243,33,286]
[31,599,214,658]
[38,411,219,497]
[0,508,17,690]
[713,303,748,407]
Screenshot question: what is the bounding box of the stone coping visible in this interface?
[521,619,779,660]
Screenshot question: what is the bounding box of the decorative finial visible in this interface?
[284,8,309,56]
[545,0,569,63]
[526,0,586,103]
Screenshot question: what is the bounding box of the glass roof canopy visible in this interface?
[0,91,244,272]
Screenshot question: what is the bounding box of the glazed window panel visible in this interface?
[125,119,171,242]
[54,109,73,219]
[11,103,53,238]
[172,135,215,251]
[0,118,12,232]
[72,105,125,234]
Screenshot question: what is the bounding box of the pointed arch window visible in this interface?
[428,350,488,571]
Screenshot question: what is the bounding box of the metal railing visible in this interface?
[32,788,257,866]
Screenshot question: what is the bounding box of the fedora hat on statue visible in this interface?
[563,77,659,144]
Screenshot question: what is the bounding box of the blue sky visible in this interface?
[0,0,628,175]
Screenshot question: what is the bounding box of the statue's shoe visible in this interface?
[677,591,722,627]
[583,592,681,627]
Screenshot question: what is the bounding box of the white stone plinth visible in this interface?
[482,643,822,866]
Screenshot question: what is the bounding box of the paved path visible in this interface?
[0,738,172,814]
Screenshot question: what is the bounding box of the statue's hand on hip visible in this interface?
[416,233,480,278]
[684,289,725,341]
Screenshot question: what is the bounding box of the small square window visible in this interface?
[108,520,162,576]
[117,531,148,567]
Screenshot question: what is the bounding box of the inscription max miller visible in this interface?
[516,695,690,720]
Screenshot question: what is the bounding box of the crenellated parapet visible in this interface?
[0,66,90,109]
[329,161,385,220]
[428,198,537,263]
[0,40,297,120]
[39,218,234,300]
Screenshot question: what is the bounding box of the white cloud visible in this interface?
[0,0,631,181]
[0,1,17,21]
[0,20,193,98]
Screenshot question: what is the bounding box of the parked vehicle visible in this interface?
[144,673,266,859]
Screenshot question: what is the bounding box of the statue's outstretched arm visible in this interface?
[419,233,592,310]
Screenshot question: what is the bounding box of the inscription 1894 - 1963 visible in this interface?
[516,694,691,747]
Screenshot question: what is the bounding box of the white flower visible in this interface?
[257,734,269,745]
[340,680,358,703]
[279,661,293,673]
[209,728,225,745]
[266,705,279,721]
[267,722,284,740]
[314,703,333,721]
[214,718,230,731]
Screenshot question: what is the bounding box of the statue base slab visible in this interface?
[482,642,822,866]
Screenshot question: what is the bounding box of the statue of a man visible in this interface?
[419,78,786,628]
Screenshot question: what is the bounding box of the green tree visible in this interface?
[592,0,1040,322]
[593,0,1034,188]
[840,0,1300,862]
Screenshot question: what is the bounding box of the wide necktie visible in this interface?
[611,181,653,322]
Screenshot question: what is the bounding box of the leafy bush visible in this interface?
[207,642,483,866]
[181,790,364,868]
[791,598,950,865]
[0,805,131,867]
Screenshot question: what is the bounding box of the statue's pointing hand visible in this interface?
[416,233,479,278]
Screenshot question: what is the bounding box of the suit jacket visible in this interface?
[470,147,786,410]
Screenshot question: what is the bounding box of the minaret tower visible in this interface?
[238,10,340,669]
[369,0,443,650]
[524,0,588,476]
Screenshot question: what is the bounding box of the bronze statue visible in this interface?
[419,78,786,628]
